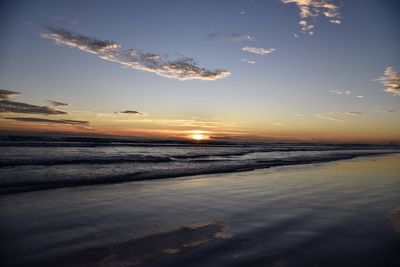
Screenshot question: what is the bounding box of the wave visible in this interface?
[1,145,397,167]
[0,155,173,167]
[1,150,397,194]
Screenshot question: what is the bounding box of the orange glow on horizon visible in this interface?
[1,119,399,143]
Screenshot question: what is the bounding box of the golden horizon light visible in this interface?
[188,130,211,141]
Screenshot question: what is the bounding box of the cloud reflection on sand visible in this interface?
[50,221,230,266]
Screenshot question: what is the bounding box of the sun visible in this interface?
[188,130,210,141]
[192,134,206,140]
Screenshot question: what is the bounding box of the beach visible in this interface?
[1,154,399,266]
[1,1,399,266]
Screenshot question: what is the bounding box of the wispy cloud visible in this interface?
[0,100,68,115]
[240,11,246,15]
[0,89,20,100]
[153,118,236,129]
[115,110,143,115]
[375,107,397,113]
[5,117,89,125]
[273,122,284,126]
[241,47,276,56]
[282,0,341,35]
[344,112,362,116]
[47,100,70,106]
[100,116,237,130]
[208,32,254,42]
[330,90,365,99]
[329,90,351,95]
[316,114,344,122]
[376,67,400,96]
[41,27,230,81]
[41,27,119,53]
[240,58,256,64]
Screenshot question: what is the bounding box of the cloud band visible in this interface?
[41,27,230,81]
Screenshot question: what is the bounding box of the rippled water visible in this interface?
[0,141,398,193]
[0,155,399,266]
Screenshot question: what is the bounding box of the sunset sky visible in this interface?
[0,0,399,142]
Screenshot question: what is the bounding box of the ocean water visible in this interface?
[0,154,399,266]
[0,139,398,194]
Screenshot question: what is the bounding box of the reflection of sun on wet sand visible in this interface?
[52,221,230,267]
[389,208,400,233]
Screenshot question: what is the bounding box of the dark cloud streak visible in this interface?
[5,117,89,125]
[0,89,20,100]
[47,100,70,106]
[0,100,67,115]
[119,110,142,114]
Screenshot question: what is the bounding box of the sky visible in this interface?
[0,0,399,142]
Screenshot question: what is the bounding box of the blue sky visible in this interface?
[0,0,399,141]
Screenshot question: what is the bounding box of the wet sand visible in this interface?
[0,155,399,266]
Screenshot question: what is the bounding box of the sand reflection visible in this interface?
[52,221,230,266]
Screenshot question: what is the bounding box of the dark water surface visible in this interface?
[0,155,399,266]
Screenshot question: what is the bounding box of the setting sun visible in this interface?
[192,134,206,140]
[188,130,210,141]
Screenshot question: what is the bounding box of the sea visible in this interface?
[0,135,399,266]
[0,135,398,194]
